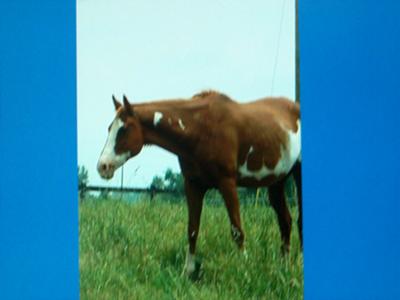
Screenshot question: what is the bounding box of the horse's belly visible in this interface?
[237,174,285,187]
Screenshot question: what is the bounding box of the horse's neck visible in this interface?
[135,100,206,156]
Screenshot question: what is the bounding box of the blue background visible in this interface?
[301,1,400,299]
[0,2,79,300]
[0,1,399,299]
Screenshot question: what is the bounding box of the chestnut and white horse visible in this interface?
[97,91,302,276]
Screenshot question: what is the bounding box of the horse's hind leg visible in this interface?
[292,161,303,249]
[269,180,292,254]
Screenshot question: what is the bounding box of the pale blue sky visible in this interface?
[77,0,295,187]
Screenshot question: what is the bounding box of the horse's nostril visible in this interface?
[101,164,107,171]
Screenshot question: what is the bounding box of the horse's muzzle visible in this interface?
[97,161,115,180]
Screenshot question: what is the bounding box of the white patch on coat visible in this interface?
[238,120,301,180]
[98,118,131,177]
[191,231,196,238]
[153,112,163,126]
[178,118,186,130]
[184,251,196,275]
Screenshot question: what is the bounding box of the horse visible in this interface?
[97,91,302,276]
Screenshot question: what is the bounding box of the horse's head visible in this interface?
[97,95,143,180]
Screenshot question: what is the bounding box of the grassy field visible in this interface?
[79,196,303,300]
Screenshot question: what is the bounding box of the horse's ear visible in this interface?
[123,94,134,116]
[112,95,122,111]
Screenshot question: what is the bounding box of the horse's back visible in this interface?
[194,92,299,126]
[198,93,300,139]
[262,97,299,119]
[241,97,299,129]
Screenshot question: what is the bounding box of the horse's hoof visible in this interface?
[242,249,249,260]
[182,261,201,281]
[280,244,290,256]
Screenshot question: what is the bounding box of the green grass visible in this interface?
[79,198,303,300]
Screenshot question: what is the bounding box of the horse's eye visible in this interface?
[116,127,127,140]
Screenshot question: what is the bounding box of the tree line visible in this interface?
[78,165,297,205]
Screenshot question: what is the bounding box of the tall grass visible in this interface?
[79,197,303,299]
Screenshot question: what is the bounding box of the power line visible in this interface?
[271,0,287,96]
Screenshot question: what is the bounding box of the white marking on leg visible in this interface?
[168,117,172,125]
[178,118,186,130]
[231,225,241,240]
[185,251,196,275]
[191,231,196,238]
[153,112,163,126]
[238,120,301,179]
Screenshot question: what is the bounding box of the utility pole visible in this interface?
[120,165,124,200]
[295,0,300,103]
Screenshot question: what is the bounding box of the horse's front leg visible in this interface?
[183,179,206,277]
[218,177,245,250]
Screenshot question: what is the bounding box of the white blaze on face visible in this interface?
[238,120,301,180]
[153,112,163,126]
[97,117,131,179]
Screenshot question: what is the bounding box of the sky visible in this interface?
[77,0,295,187]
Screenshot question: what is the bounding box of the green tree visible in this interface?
[164,168,184,195]
[78,165,89,200]
[149,169,185,202]
[150,175,165,190]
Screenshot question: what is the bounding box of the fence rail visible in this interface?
[79,185,179,201]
